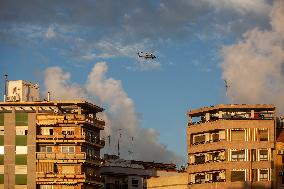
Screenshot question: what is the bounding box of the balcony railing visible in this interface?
[36,173,103,185]
[192,139,225,146]
[37,172,85,178]
[36,135,105,147]
[189,156,225,165]
[188,115,274,126]
[189,179,226,185]
[36,152,103,164]
[36,152,86,160]
[36,114,105,129]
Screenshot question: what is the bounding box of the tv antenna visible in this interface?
[224,79,229,97]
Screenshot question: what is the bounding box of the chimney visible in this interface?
[3,74,8,102]
[47,91,50,102]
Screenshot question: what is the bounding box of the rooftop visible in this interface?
[0,100,104,112]
[188,104,275,117]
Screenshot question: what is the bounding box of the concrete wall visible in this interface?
[147,172,187,189]
[4,109,15,189]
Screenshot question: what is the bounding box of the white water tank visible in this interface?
[6,80,40,102]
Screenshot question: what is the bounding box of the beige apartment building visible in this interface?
[0,80,105,189]
[187,104,275,189]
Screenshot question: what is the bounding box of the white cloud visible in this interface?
[221,0,284,113]
[44,62,182,163]
[206,0,271,15]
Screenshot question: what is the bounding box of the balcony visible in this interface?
[189,156,225,165]
[36,173,86,185]
[36,173,103,185]
[188,113,274,126]
[36,114,105,129]
[36,152,85,160]
[188,161,272,174]
[36,135,105,148]
[189,179,226,185]
[188,140,274,154]
[36,152,103,164]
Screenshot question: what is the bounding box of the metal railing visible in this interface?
[36,152,86,160]
[36,114,105,128]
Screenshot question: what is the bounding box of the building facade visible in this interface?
[147,171,187,189]
[0,80,105,189]
[187,104,275,189]
[100,154,151,189]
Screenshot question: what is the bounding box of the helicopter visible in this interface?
[137,51,157,59]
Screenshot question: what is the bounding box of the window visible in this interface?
[0,113,3,126]
[15,165,27,174]
[231,170,246,182]
[15,135,27,146]
[0,147,3,164]
[231,150,245,161]
[15,154,27,165]
[212,133,219,142]
[259,169,269,181]
[0,155,3,165]
[40,146,53,153]
[0,136,3,146]
[41,128,53,135]
[16,146,27,154]
[62,128,74,136]
[16,128,28,135]
[0,129,3,135]
[195,155,205,164]
[194,135,205,144]
[212,152,221,161]
[15,113,28,126]
[15,174,27,185]
[259,129,268,141]
[115,181,120,188]
[195,174,205,184]
[61,146,75,153]
[259,149,268,161]
[132,179,138,187]
[251,149,256,161]
[231,130,245,141]
[0,174,3,184]
[252,169,257,182]
[0,146,4,155]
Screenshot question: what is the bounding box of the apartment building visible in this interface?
[0,80,105,189]
[187,104,275,189]
[275,117,284,189]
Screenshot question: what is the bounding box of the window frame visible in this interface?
[231,149,246,161]
[61,146,75,153]
[231,170,246,182]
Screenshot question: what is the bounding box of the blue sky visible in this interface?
[1,0,279,163]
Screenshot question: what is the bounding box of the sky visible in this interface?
[1,0,283,165]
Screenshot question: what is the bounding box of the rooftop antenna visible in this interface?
[3,74,8,102]
[108,135,111,147]
[117,129,122,157]
[128,136,134,160]
[224,79,229,97]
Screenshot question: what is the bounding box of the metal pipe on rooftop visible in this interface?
[47,91,50,102]
[3,74,8,102]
